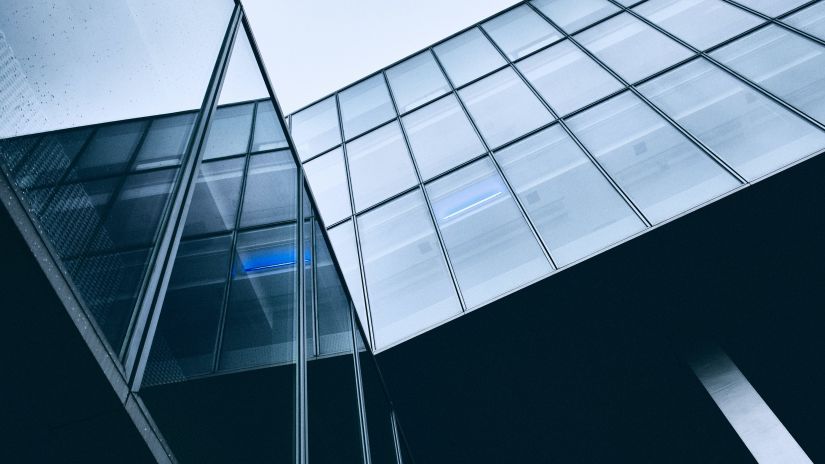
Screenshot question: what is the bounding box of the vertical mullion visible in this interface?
[350,304,373,464]
[311,216,320,357]
[390,411,404,464]
[296,163,308,464]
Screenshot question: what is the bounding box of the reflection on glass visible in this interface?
[517,40,623,116]
[434,28,506,87]
[639,59,825,180]
[459,68,553,148]
[386,51,451,113]
[634,0,763,50]
[182,157,244,237]
[43,177,119,257]
[326,221,368,330]
[733,0,809,17]
[14,129,92,191]
[495,126,645,266]
[346,122,418,211]
[70,121,146,180]
[567,92,739,223]
[482,5,562,60]
[711,25,825,124]
[358,190,461,348]
[427,158,551,308]
[339,74,396,140]
[240,150,297,227]
[314,221,354,355]
[135,113,195,170]
[203,103,254,160]
[402,95,486,179]
[291,97,341,161]
[531,0,620,33]
[784,2,825,41]
[575,13,693,83]
[252,100,289,152]
[304,148,352,225]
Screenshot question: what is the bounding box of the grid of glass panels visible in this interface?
[289,0,825,350]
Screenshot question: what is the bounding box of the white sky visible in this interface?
[243,0,519,114]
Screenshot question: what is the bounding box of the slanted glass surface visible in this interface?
[182,157,245,237]
[639,59,825,180]
[304,148,352,225]
[575,13,693,83]
[203,103,254,160]
[402,95,486,179]
[339,74,396,140]
[327,221,368,330]
[495,125,645,266]
[291,97,341,161]
[358,190,461,348]
[239,150,297,227]
[567,92,739,224]
[252,100,289,152]
[634,0,763,50]
[482,5,562,60]
[517,40,623,116]
[733,0,809,17]
[427,158,552,308]
[434,28,506,87]
[459,68,553,149]
[386,51,451,113]
[784,2,825,41]
[314,221,355,355]
[70,121,147,180]
[135,113,196,170]
[711,25,825,124]
[531,0,620,33]
[345,122,418,212]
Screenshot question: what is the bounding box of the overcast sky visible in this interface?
[243,0,519,114]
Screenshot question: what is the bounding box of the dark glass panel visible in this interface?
[252,100,289,152]
[315,221,353,355]
[359,336,398,464]
[134,112,196,170]
[69,120,146,180]
[239,150,297,228]
[182,157,245,237]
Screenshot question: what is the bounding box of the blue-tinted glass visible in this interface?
[532,0,620,33]
[182,157,244,237]
[434,28,506,87]
[314,221,353,355]
[734,0,809,17]
[784,2,825,40]
[291,97,341,161]
[639,59,825,180]
[482,5,563,60]
[202,103,254,160]
[567,92,739,224]
[339,75,396,140]
[15,128,92,190]
[386,51,451,113]
[43,177,119,257]
[304,147,352,226]
[327,221,368,331]
[252,100,289,152]
[71,121,146,180]
[495,126,646,266]
[240,150,297,227]
[135,113,195,170]
[427,158,552,308]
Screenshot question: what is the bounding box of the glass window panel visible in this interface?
[327,221,368,329]
[252,100,288,152]
[202,103,254,160]
[358,347,399,464]
[339,74,396,140]
[427,158,552,308]
[495,126,646,266]
[44,177,120,258]
[71,121,146,180]
[531,0,620,33]
[639,59,825,180]
[575,13,693,83]
[220,224,296,371]
[239,150,297,228]
[358,190,460,348]
[345,122,418,211]
[482,5,563,60]
[291,97,341,161]
[634,0,763,50]
[517,40,623,116]
[402,95,486,179]
[459,68,553,148]
[566,91,740,223]
[314,221,354,355]
[134,113,195,170]
[734,0,809,17]
[784,2,825,41]
[711,25,825,124]
[304,148,352,225]
[182,157,245,237]
[14,128,92,190]
[434,28,506,87]
[386,51,451,113]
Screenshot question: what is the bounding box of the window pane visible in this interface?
[734,0,809,17]
[327,221,368,330]
[459,68,553,148]
[784,2,825,41]
[314,221,354,355]
[182,157,244,237]
[575,13,693,83]
[70,120,146,180]
[434,28,506,87]
[495,126,645,266]
[711,25,825,124]
[517,40,623,116]
[634,0,763,50]
[240,150,297,227]
[252,100,288,152]
[567,92,739,224]
[386,51,451,113]
[358,190,461,348]
[135,113,195,170]
[639,59,825,180]
[304,148,352,225]
[339,74,396,140]
[291,97,341,161]
[427,158,552,308]
[402,95,486,179]
[346,122,418,211]
[203,103,253,160]
[482,5,563,60]
[531,0,620,33]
